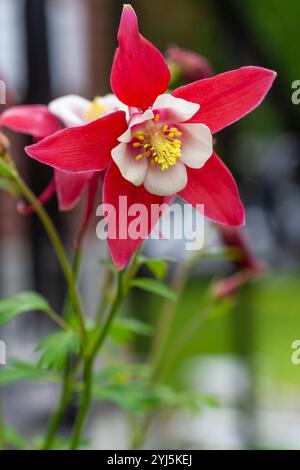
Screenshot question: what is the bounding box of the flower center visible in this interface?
[132,114,182,171]
[84,97,108,122]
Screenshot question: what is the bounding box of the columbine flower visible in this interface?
[11,4,275,268]
[0,94,125,211]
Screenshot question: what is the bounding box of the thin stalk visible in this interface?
[149,257,193,378]
[130,413,153,450]
[95,267,114,324]
[42,367,72,450]
[156,305,211,382]
[14,176,87,346]
[125,246,142,286]
[92,247,141,356]
[62,247,82,319]
[69,247,142,449]
[91,271,124,358]
[69,271,124,449]
[41,353,83,450]
[69,356,93,450]
[47,308,71,331]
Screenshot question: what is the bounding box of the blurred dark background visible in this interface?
[0,0,300,449]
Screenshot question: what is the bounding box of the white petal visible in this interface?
[152,94,200,123]
[144,161,187,196]
[99,93,129,117]
[112,142,148,186]
[118,109,154,143]
[49,95,90,127]
[180,123,213,169]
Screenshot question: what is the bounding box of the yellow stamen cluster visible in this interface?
[84,96,108,122]
[132,114,182,171]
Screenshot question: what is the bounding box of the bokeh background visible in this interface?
[0,0,300,450]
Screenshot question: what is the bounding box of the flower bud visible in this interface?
[166,45,214,83]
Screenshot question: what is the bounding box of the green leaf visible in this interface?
[94,363,151,384]
[152,384,185,408]
[0,291,50,327]
[93,364,157,414]
[94,365,128,383]
[200,393,220,408]
[138,256,168,280]
[0,359,54,384]
[4,427,28,449]
[93,381,158,414]
[92,376,218,414]
[110,318,153,345]
[36,330,80,371]
[153,384,219,411]
[130,278,177,301]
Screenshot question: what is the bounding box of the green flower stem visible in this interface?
[70,247,142,450]
[91,248,141,358]
[14,175,87,346]
[62,247,83,319]
[92,272,124,356]
[42,367,73,450]
[95,267,114,324]
[41,355,83,450]
[70,271,124,450]
[155,304,211,383]
[47,308,71,331]
[149,257,193,380]
[69,355,93,450]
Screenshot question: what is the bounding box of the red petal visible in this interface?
[55,170,93,211]
[25,111,127,172]
[179,152,245,226]
[110,5,170,111]
[0,105,61,138]
[103,162,168,269]
[172,66,276,133]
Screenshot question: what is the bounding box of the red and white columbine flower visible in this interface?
[0,93,125,211]
[9,4,275,268]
